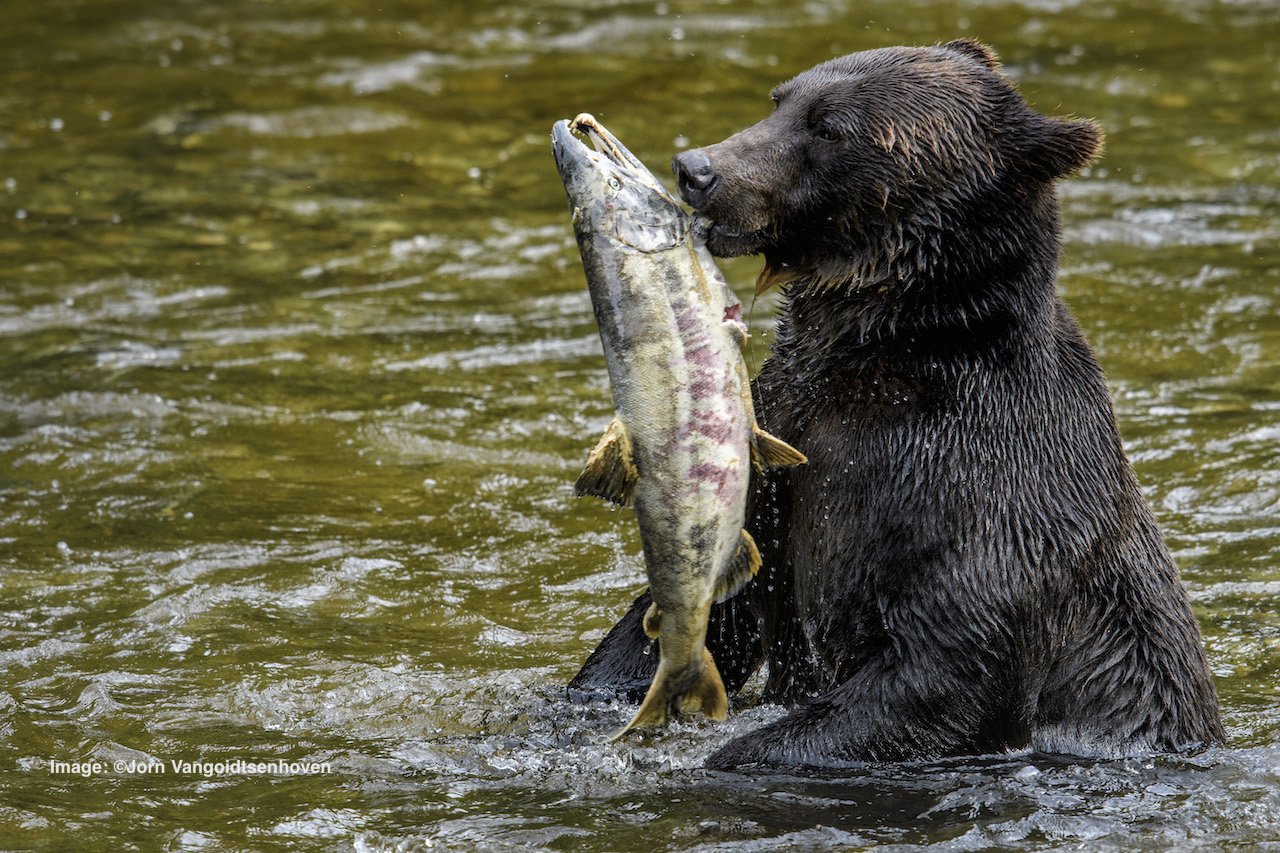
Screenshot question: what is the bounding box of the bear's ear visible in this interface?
[1038,117,1105,177]
[942,38,1000,70]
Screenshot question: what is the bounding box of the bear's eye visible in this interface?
[814,122,841,143]
[809,109,842,143]
[608,177,622,190]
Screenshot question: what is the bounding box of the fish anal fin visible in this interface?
[714,529,762,603]
[750,425,807,473]
[575,417,639,506]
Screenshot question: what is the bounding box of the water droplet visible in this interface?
[49,117,64,132]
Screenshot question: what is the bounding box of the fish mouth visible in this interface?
[551,113,677,201]
[569,113,635,169]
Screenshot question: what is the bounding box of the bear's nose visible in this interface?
[673,150,719,208]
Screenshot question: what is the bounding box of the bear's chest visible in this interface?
[764,367,979,673]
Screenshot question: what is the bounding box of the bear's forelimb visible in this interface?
[567,588,766,704]
[705,647,1013,769]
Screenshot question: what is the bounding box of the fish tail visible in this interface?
[609,649,728,741]
[683,646,729,720]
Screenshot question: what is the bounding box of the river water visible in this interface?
[0,0,1276,849]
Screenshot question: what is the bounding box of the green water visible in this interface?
[0,0,1276,849]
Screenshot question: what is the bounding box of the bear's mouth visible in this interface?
[702,219,769,258]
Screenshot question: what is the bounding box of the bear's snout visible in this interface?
[672,150,719,209]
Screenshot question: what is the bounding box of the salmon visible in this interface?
[551,114,806,736]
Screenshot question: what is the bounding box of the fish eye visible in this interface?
[608,177,622,190]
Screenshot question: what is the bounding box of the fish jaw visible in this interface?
[552,114,678,202]
[551,119,688,256]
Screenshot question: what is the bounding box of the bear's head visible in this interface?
[673,40,1102,304]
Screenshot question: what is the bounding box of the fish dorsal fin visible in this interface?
[575,417,639,506]
[714,529,762,603]
[750,425,808,473]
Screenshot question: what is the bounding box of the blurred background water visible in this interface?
[0,0,1277,849]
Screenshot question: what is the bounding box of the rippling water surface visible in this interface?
[1,0,1277,849]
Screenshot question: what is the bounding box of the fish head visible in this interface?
[552,114,688,254]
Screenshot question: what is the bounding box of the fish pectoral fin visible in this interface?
[609,649,728,740]
[642,603,661,639]
[575,417,639,506]
[713,529,762,603]
[750,425,808,472]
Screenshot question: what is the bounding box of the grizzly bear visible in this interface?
[568,39,1224,769]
